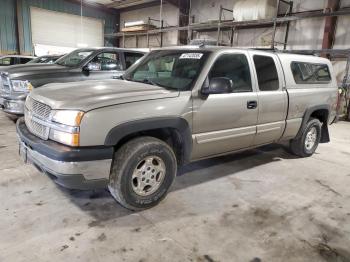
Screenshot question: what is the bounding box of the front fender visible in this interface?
[104,117,192,163]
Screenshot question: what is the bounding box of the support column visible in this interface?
[167,0,190,45]
[322,0,340,54]
[16,0,25,54]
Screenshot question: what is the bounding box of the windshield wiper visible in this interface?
[142,78,160,87]
[125,77,171,89]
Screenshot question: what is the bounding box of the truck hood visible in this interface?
[1,64,69,79]
[31,79,179,111]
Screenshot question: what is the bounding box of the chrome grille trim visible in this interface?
[24,96,52,140]
[24,96,79,140]
[24,109,50,140]
[26,96,51,120]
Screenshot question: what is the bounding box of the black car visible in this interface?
[0,47,148,115]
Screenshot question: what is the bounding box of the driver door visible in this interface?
[191,51,258,160]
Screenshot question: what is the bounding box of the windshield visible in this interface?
[55,49,94,67]
[27,57,54,64]
[28,57,42,64]
[124,50,209,90]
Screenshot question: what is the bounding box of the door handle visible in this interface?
[247,100,258,109]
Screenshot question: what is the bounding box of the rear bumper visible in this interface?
[16,118,113,190]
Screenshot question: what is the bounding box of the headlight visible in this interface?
[51,110,84,126]
[11,80,33,92]
[49,110,84,146]
[49,129,80,147]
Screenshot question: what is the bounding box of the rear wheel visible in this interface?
[108,136,177,210]
[290,118,322,157]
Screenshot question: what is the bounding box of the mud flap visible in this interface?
[320,124,330,143]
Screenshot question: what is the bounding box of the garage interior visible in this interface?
[1,0,350,261]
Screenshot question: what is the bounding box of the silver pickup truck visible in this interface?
[0,48,147,115]
[16,46,338,210]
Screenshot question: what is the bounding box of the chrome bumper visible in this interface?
[18,139,112,190]
[3,98,25,114]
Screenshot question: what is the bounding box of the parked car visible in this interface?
[27,55,63,64]
[0,55,35,67]
[16,46,337,210]
[0,47,148,114]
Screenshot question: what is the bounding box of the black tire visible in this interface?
[290,118,322,157]
[108,136,177,211]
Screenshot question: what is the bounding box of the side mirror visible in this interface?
[201,77,233,95]
[84,62,101,71]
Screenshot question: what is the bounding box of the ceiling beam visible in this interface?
[64,0,118,15]
[107,0,161,9]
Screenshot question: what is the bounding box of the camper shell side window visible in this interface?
[291,62,331,84]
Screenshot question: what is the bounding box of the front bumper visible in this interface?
[16,118,114,190]
[0,92,27,115]
[2,98,25,115]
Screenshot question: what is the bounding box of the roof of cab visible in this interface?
[150,45,332,62]
[77,47,150,53]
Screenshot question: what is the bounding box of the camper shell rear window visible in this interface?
[291,62,331,84]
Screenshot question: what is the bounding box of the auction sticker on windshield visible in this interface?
[179,53,203,59]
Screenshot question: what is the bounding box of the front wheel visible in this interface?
[290,118,322,157]
[108,136,177,210]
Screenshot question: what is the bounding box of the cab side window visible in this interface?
[92,52,123,71]
[209,54,252,92]
[125,52,144,69]
[253,55,279,91]
[20,58,32,64]
[0,57,12,65]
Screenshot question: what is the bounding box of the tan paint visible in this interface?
[28,47,338,167]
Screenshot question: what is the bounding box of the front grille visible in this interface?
[24,96,51,140]
[26,96,51,119]
[0,72,11,93]
[24,113,50,140]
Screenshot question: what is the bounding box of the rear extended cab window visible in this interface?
[253,55,279,91]
[291,62,331,84]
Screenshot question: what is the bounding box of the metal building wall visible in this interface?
[0,0,18,54]
[16,0,119,55]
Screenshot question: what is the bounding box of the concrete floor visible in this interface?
[0,111,350,262]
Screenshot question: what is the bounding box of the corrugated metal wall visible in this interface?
[0,0,18,54]
[0,0,118,55]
